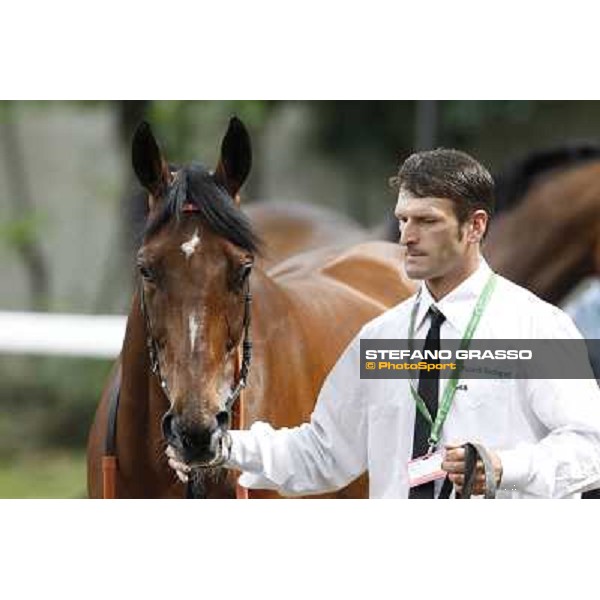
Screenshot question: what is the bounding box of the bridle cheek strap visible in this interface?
[223,280,253,417]
[232,345,249,500]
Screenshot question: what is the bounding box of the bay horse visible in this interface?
[245,200,367,268]
[485,145,600,304]
[87,117,415,498]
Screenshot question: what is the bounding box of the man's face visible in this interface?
[394,189,470,281]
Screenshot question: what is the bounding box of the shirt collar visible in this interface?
[413,258,493,335]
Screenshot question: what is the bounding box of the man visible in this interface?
[168,149,600,498]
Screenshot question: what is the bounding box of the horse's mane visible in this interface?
[144,162,261,254]
[494,143,600,213]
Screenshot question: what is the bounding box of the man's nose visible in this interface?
[399,222,417,246]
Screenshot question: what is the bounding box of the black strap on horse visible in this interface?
[105,364,123,458]
[222,281,253,420]
[102,363,122,499]
[139,283,171,399]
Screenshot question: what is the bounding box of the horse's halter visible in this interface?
[138,202,254,465]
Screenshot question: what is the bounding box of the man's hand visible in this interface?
[441,443,502,496]
[166,445,191,484]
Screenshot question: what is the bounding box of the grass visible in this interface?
[0,450,87,499]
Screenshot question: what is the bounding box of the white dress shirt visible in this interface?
[227,258,600,498]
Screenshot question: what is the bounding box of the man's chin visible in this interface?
[404,255,431,278]
[404,265,430,281]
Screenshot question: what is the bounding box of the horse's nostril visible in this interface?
[161,411,175,440]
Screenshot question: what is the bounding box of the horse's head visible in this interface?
[132,117,260,467]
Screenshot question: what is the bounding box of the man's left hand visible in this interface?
[441,443,502,496]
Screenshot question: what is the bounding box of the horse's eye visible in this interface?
[241,262,253,281]
[138,263,155,282]
[232,261,253,291]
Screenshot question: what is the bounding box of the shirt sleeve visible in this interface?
[497,308,600,498]
[225,332,368,496]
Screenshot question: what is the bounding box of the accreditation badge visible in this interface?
[408,451,446,488]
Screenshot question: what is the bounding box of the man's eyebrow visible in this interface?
[395,207,438,218]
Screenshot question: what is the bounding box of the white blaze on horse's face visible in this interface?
[189,313,199,353]
[181,228,201,260]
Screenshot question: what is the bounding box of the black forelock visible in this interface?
[143,162,261,254]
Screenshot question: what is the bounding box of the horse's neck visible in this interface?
[245,266,299,363]
[486,163,600,303]
[242,267,319,425]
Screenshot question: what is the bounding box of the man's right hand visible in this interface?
[166,445,191,483]
[442,442,502,496]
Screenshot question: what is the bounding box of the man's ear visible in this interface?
[214,116,252,203]
[131,122,170,200]
[469,210,489,243]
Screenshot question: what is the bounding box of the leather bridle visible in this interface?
[102,260,253,499]
[139,271,253,426]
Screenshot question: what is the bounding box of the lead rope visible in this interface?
[460,442,497,499]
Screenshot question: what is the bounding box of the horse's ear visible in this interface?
[214,116,252,203]
[132,122,170,201]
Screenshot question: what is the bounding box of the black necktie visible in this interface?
[409,305,446,499]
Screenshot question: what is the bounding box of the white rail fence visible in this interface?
[0,280,597,360]
[0,311,126,358]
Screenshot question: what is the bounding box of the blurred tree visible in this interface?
[307,101,415,224]
[305,101,546,227]
[93,100,151,312]
[0,101,50,310]
[440,101,536,148]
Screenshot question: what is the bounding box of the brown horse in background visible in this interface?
[87,117,415,498]
[245,200,368,268]
[485,150,600,304]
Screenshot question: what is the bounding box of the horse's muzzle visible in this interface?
[162,410,231,467]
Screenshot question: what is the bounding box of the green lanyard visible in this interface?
[408,272,497,452]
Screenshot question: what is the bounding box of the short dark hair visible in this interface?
[390,148,495,228]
